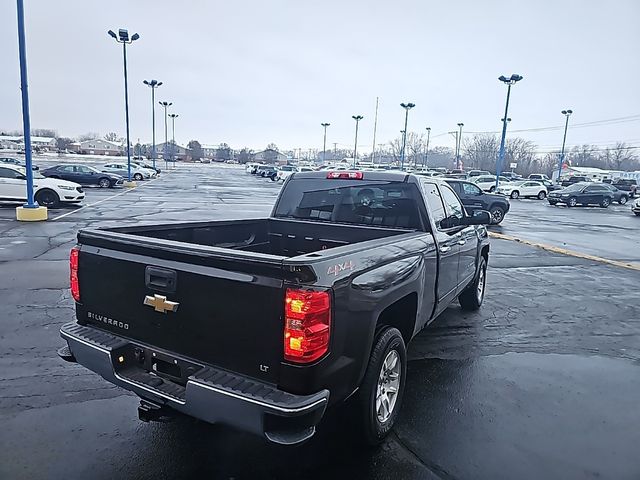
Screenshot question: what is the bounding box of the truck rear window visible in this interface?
[274,179,423,229]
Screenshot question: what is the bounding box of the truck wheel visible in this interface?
[619,196,628,205]
[357,327,407,445]
[459,257,487,311]
[489,206,505,224]
[600,197,611,208]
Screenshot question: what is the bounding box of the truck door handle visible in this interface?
[439,245,451,253]
[457,239,466,246]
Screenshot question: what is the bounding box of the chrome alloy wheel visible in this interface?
[376,350,401,423]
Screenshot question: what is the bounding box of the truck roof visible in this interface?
[292,170,412,182]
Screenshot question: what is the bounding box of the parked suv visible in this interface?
[548,182,615,208]
[561,176,591,187]
[611,179,637,198]
[445,179,510,224]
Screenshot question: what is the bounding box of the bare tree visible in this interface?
[266,143,279,152]
[463,134,500,171]
[32,128,57,138]
[78,132,100,141]
[104,132,119,142]
[387,135,404,163]
[406,132,425,167]
[609,142,636,170]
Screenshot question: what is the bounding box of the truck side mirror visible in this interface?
[461,211,491,225]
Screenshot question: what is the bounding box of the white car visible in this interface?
[473,175,512,192]
[276,165,298,182]
[0,164,84,207]
[101,163,156,180]
[496,180,548,199]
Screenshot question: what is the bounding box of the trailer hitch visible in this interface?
[138,399,175,423]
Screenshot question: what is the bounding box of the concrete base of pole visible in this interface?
[123,181,137,188]
[16,206,47,222]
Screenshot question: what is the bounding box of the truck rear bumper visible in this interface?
[59,322,329,445]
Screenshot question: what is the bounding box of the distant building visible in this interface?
[0,136,21,150]
[201,144,217,159]
[78,139,124,156]
[252,149,287,164]
[0,135,56,151]
[155,142,190,161]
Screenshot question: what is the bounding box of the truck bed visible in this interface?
[103,218,411,258]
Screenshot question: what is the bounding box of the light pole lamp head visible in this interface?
[510,74,523,82]
[118,29,129,42]
[400,102,415,110]
[131,33,140,42]
[502,117,512,122]
[108,30,117,40]
[562,109,573,116]
[426,127,431,131]
[352,115,363,121]
[457,122,464,127]
[321,123,330,127]
[499,74,523,85]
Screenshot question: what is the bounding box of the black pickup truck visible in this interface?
[58,170,491,445]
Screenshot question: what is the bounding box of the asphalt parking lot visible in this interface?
[1,163,639,480]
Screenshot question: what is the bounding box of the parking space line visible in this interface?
[51,177,161,221]
[489,231,640,271]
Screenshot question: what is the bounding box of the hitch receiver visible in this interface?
[138,399,175,423]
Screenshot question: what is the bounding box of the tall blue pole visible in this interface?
[495,83,512,191]
[122,42,132,181]
[16,0,36,208]
[151,86,156,169]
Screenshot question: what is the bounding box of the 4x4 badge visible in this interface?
[144,294,179,313]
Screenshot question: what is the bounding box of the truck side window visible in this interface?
[439,185,464,219]
[421,181,447,229]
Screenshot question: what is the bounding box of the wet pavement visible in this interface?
[1,164,639,479]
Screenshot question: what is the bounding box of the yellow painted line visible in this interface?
[489,231,640,272]
[51,176,161,221]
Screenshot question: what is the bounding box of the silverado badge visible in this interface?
[144,294,179,313]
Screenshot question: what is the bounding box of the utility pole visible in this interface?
[352,115,363,168]
[321,123,330,163]
[558,110,573,181]
[424,127,431,169]
[143,80,162,169]
[333,142,338,161]
[371,96,379,164]
[169,113,178,162]
[400,102,415,170]
[457,123,464,170]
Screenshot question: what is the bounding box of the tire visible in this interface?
[635,212,640,216]
[537,191,547,200]
[98,178,111,188]
[459,256,487,311]
[548,201,558,205]
[489,205,505,224]
[35,189,60,207]
[600,197,611,208]
[489,186,496,193]
[357,327,407,446]
[510,190,519,199]
[134,173,143,181]
[567,197,578,207]
[619,196,628,205]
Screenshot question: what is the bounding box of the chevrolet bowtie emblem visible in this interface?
[144,294,179,313]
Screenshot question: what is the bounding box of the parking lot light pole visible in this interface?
[143,80,162,170]
[14,0,47,221]
[495,74,523,191]
[352,115,363,168]
[108,28,140,184]
[321,123,330,163]
[159,101,172,167]
[558,109,573,181]
[457,123,464,170]
[424,127,431,169]
[169,113,178,162]
[400,102,415,170]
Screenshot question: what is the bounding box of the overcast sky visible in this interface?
[1,0,639,153]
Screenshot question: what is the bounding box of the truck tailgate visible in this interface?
[75,242,285,384]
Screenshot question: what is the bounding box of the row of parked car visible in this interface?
[0,157,161,207]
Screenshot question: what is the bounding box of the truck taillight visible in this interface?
[70,247,80,302]
[326,171,363,179]
[284,289,331,363]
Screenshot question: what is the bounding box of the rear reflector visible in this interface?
[70,247,80,302]
[284,289,331,363]
[326,171,363,180]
